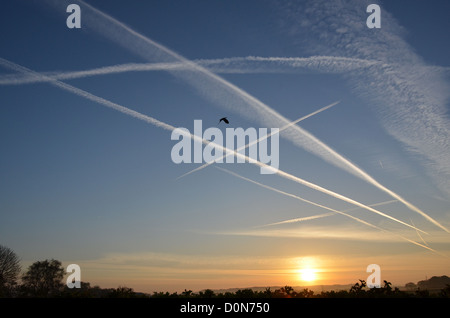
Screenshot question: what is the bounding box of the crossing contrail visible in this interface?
[263,212,337,227]
[2,56,446,86]
[0,57,429,235]
[176,100,340,180]
[43,0,448,233]
[262,199,398,227]
[0,58,174,132]
[0,62,189,85]
[410,218,429,247]
[0,56,379,85]
[215,167,442,255]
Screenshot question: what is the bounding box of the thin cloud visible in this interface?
[41,0,448,233]
[410,218,429,248]
[261,199,397,227]
[262,212,337,227]
[0,57,429,236]
[215,167,443,256]
[177,100,340,180]
[0,56,379,85]
[1,56,447,85]
[278,0,450,199]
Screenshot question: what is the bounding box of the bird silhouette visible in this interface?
[218,117,229,124]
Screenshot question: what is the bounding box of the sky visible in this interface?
[0,0,449,293]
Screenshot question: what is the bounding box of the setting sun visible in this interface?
[293,257,320,283]
[299,268,317,282]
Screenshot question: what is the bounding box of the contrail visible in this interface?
[0,58,174,132]
[410,218,429,247]
[345,199,398,211]
[263,199,398,227]
[215,167,441,255]
[263,212,336,227]
[0,62,190,85]
[277,0,450,225]
[0,56,379,85]
[176,100,340,180]
[215,165,414,232]
[0,57,428,235]
[2,56,446,86]
[46,0,448,233]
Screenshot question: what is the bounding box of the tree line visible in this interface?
[152,280,450,298]
[1,244,449,298]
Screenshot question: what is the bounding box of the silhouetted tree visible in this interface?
[221,291,235,298]
[181,289,193,297]
[439,284,450,298]
[198,289,215,298]
[280,285,294,297]
[152,291,171,297]
[62,281,98,298]
[21,259,64,297]
[108,286,137,298]
[261,287,273,298]
[235,288,255,298]
[0,245,21,297]
[383,280,392,292]
[297,288,314,298]
[415,288,430,298]
[349,280,367,297]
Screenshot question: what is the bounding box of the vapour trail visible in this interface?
[410,218,429,247]
[176,100,340,180]
[2,56,447,86]
[0,62,189,85]
[53,0,447,233]
[215,167,440,255]
[0,57,427,235]
[263,212,336,226]
[0,56,379,85]
[278,0,450,221]
[216,165,403,230]
[263,199,398,227]
[0,58,174,132]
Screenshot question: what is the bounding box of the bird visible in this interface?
[218,117,229,124]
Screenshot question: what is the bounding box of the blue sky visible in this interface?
[1,0,449,292]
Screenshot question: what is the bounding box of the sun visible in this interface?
[299,268,317,282]
[293,256,321,283]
